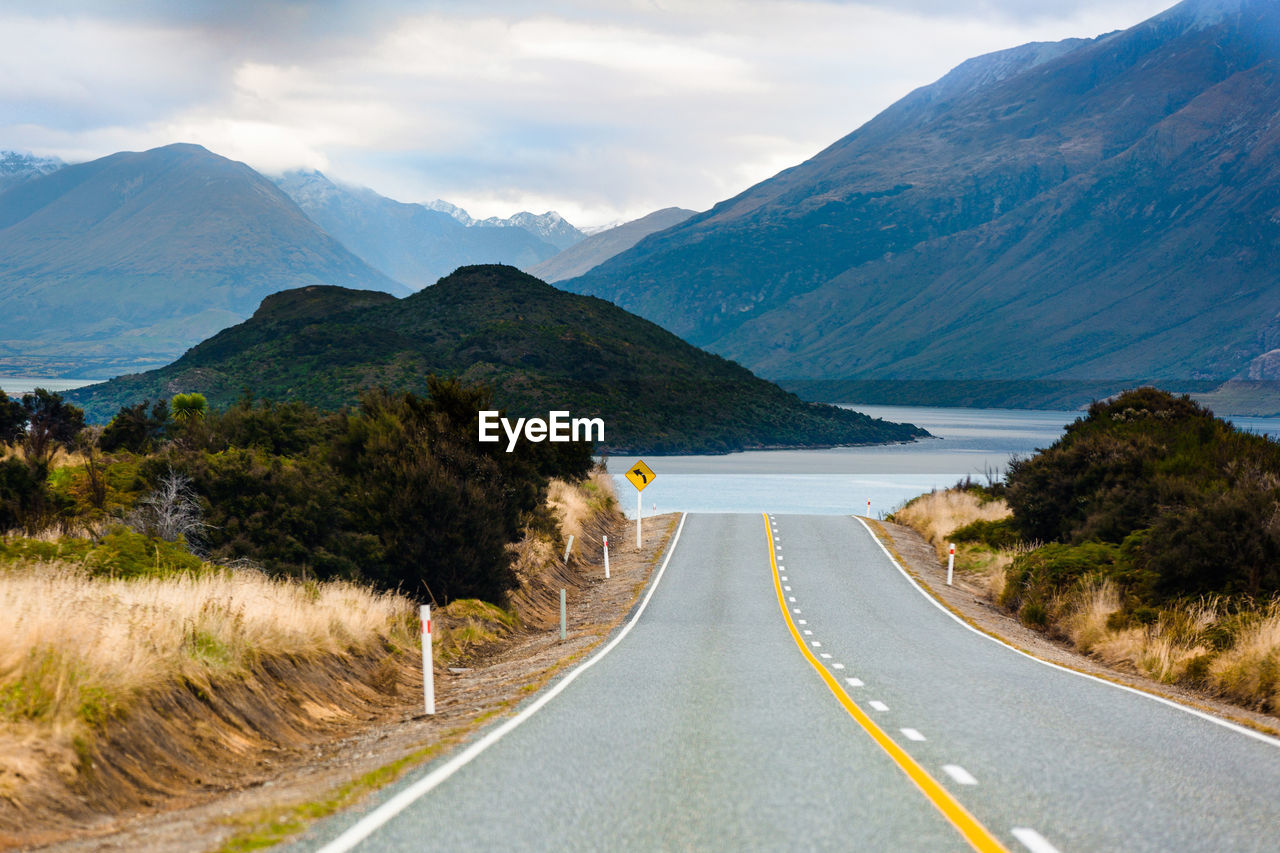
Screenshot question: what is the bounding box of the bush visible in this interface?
[1005,388,1280,603]
[100,399,169,453]
[950,517,1020,549]
[141,379,594,603]
[0,527,202,578]
[0,458,47,533]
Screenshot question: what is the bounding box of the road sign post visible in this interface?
[625,459,655,550]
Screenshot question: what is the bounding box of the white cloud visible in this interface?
[0,0,1177,227]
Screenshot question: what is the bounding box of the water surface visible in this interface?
[0,376,98,395]
[607,405,1280,517]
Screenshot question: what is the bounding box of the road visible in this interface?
[297,513,1280,852]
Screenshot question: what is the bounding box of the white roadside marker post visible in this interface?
[420,604,435,715]
[603,535,610,579]
[560,589,567,642]
[867,499,871,517]
[563,534,574,564]
[947,543,955,586]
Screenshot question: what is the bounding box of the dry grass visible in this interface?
[0,563,414,731]
[892,489,1011,560]
[1210,604,1280,709]
[1056,578,1122,654]
[0,442,85,467]
[547,469,617,559]
[897,485,1280,711]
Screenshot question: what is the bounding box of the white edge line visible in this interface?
[317,512,691,853]
[1011,826,1061,853]
[852,516,1280,750]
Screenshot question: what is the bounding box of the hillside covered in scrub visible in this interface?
[0,380,626,844]
[894,387,1280,712]
[68,265,927,454]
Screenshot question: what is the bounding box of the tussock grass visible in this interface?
[547,469,617,556]
[891,489,1011,560]
[1210,603,1280,709]
[0,563,414,730]
[896,484,1280,712]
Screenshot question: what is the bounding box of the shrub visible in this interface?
[950,517,1020,550]
[1005,388,1280,603]
[100,399,169,453]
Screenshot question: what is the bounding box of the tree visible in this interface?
[0,457,44,533]
[170,393,208,423]
[0,390,25,446]
[126,470,209,551]
[21,389,84,466]
[100,398,169,453]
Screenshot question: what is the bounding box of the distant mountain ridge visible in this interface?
[425,199,586,250]
[68,265,927,454]
[0,143,407,376]
[560,0,1280,399]
[529,207,696,283]
[276,171,564,289]
[0,151,63,193]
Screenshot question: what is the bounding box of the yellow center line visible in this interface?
[763,513,1008,853]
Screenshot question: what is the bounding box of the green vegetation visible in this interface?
[5,377,593,603]
[0,528,202,578]
[1005,388,1280,611]
[68,265,927,454]
[894,389,1280,712]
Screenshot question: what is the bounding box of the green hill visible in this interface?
[68,265,926,454]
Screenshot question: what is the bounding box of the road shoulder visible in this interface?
[39,514,682,853]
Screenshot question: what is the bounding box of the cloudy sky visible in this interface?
[1,0,1176,227]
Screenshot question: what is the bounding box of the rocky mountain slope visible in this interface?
[529,207,696,283]
[561,0,1280,397]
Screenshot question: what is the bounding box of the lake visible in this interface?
[606,405,1280,517]
[0,376,98,395]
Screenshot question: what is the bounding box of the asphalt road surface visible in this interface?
[296,513,1280,852]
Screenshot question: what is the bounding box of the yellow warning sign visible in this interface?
[625,459,655,492]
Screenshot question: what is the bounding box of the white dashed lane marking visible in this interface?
[845,678,864,687]
[900,728,926,742]
[1012,827,1061,853]
[941,765,978,786]
[869,700,889,712]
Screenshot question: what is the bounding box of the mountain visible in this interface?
[561,0,1280,403]
[424,199,475,225]
[426,199,586,250]
[0,151,63,193]
[67,265,927,453]
[529,207,697,283]
[476,211,585,250]
[276,171,563,289]
[0,143,409,377]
